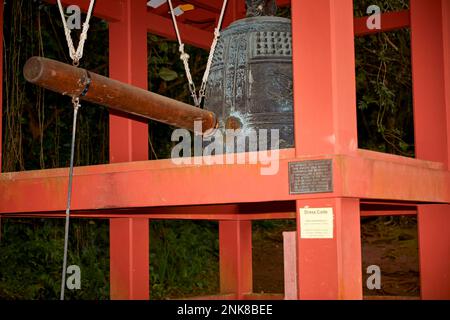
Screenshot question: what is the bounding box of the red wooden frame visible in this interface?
[0,0,449,300]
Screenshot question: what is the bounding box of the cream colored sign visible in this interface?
[299,207,334,239]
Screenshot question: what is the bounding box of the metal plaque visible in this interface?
[289,160,333,194]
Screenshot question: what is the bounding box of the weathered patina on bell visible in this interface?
[204,0,293,149]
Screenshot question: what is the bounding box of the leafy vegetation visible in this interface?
[1,0,415,299]
[354,0,414,156]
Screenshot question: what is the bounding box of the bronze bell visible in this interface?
[204,0,294,149]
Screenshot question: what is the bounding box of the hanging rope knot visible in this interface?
[180,52,190,62]
[58,0,94,67]
[82,22,90,33]
[168,0,228,107]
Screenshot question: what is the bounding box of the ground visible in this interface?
[251,217,420,298]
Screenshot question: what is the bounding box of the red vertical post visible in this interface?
[417,205,450,299]
[223,0,246,28]
[219,220,253,298]
[0,1,4,170]
[411,0,449,166]
[110,217,150,299]
[108,0,149,300]
[291,0,358,157]
[218,1,252,300]
[445,0,450,165]
[296,199,362,299]
[0,0,3,234]
[411,0,450,300]
[291,0,362,299]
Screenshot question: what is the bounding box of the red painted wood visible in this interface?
[354,10,410,36]
[277,0,291,7]
[296,198,363,299]
[443,0,450,166]
[411,0,450,300]
[418,204,450,299]
[223,0,246,28]
[219,220,253,299]
[108,0,149,300]
[411,0,449,167]
[1,150,449,215]
[291,0,358,157]
[110,218,149,300]
[45,0,122,22]
[1,211,296,221]
[218,1,251,301]
[109,6,148,163]
[283,231,298,300]
[360,210,416,217]
[146,12,213,50]
[0,1,3,238]
[0,1,3,171]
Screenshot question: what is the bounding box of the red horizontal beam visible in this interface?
[3,210,419,219]
[146,11,213,49]
[277,0,291,7]
[44,0,122,22]
[179,0,291,11]
[354,10,410,36]
[1,212,296,221]
[0,149,448,216]
[360,210,417,217]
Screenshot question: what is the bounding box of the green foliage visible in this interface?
[0,219,110,300]
[2,0,109,172]
[150,221,219,299]
[354,0,414,156]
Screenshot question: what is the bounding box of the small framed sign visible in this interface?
[299,207,334,239]
[289,159,333,195]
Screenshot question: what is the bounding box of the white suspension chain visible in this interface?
[168,0,228,107]
[57,0,95,66]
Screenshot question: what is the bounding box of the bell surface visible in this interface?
[205,16,294,150]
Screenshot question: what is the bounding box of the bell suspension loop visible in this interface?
[167,0,229,107]
[56,0,95,301]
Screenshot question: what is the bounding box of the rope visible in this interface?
[167,0,229,107]
[57,0,95,65]
[56,0,95,300]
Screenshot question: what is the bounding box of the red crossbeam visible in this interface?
[354,10,411,36]
[146,12,213,49]
[44,1,411,49]
[45,0,122,22]
[0,149,448,216]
